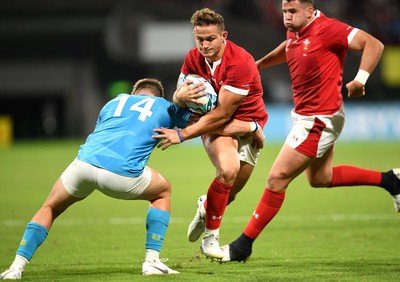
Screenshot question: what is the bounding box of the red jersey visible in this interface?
[181,40,268,127]
[285,11,356,115]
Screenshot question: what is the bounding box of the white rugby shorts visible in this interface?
[61,159,151,199]
[237,134,261,166]
[285,105,345,158]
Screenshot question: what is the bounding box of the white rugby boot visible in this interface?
[142,258,179,276]
[218,243,251,263]
[390,168,400,212]
[0,268,23,280]
[200,233,223,259]
[220,244,232,262]
[393,195,400,212]
[0,255,28,280]
[187,195,206,242]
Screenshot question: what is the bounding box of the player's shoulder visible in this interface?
[226,40,250,56]
[316,11,349,30]
[183,47,207,70]
[186,46,203,60]
[225,40,255,64]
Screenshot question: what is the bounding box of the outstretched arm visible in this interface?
[213,119,264,149]
[256,41,287,71]
[346,30,384,98]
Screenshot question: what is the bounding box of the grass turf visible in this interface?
[0,139,399,281]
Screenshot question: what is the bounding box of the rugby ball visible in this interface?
[178,74,217,114]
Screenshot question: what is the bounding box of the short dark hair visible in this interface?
[132,78,164,97]
[284,0,314,6]
[191,8,225,32]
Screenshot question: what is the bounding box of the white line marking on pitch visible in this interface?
[1,214,398,227]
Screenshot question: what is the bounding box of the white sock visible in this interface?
[144,249,160,262]
[10,255,29,271]
[204,228,219,237]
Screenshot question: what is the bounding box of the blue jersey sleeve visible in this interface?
[168,104,192,129]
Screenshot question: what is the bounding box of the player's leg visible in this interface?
[187,136,251,244]
[221,112,338,262]
[306,139,400,212]
[0,173,85,280]
[305,144,335,187]
[134,167,179,275]
[228,162,254,204]
[227,132,262,204]
[307,161,400,212]
[306,141,384,188]
[221,143,312,262]
[222,131,265,205]
[93,165,178,275]
[221,108,324,262]
[191,135,239,258]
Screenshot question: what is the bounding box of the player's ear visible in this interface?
[306,7,314,19]
[222,31,228,42]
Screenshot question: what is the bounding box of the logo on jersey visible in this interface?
[303,39,310,51]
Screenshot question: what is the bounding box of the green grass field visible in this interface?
[0,140,399,281]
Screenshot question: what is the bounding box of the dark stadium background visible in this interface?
[0,0,399,139]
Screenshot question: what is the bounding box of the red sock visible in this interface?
[205,178,232,230]
[243,188,285,240]
[330,165,382,187]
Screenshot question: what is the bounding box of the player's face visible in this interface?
[282,1,314,32]
[193,25,227,62]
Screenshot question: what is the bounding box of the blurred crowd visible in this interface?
[194,0,400,44]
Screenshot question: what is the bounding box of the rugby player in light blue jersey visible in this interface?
[0,78,194,278]
[1,77,265,279]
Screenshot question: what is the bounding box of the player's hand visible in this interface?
[152,128,181,150]
[346,80,365,98]
[176,80,207,105]
[252,126,264,149]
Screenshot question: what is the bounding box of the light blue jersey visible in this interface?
[77,94,191,177]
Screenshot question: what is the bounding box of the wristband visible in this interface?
[249,121,259,133]
[354,69,370,85]
[177,130,184,142]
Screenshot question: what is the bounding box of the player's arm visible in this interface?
[213,119,264,149]
[182,86,242,136]
[153,87,243,150]
[346,29,384,98]
[256,41,287,71]
[212,119,258,136]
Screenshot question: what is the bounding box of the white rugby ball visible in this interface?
[178,74,217,114]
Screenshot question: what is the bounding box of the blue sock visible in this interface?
[16,222,49,261]
[145,208,170,252]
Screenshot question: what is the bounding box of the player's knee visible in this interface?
[227,194,236,205]
[217,165,239,184]
[163,179,172,194]
[156,178,172,197]
[308,178,330,188]
[267,172,290,192]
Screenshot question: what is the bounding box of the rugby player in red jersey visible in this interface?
[219,0,399,262]
[153,8,268,259]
